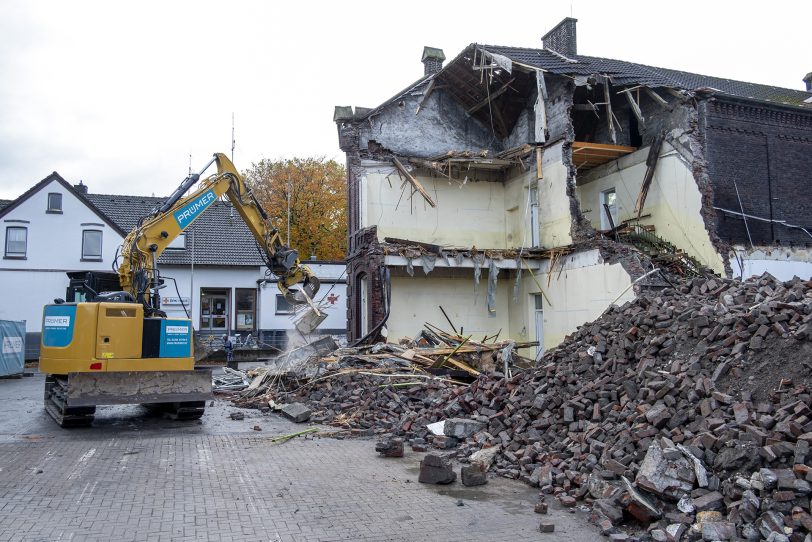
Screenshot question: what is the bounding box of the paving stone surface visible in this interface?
[0,374,600,541]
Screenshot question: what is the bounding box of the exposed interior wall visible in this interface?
[538,141,574,248]
[576,143,725,274]
[361,163,507,248]
[512,249,636,351]
[386,271,511,342]
[359,87,497,158]
[731,246,812,281]
[503,168,537,249]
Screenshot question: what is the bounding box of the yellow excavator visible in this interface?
[39,153,323,427]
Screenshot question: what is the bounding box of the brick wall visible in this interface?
[345,227,386,342]
[703,98,812,246]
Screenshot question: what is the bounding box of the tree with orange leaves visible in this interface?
[243,157,347,261]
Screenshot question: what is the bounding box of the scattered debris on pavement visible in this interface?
[215,273,812,540]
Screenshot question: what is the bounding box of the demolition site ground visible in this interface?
[0,373,599,542]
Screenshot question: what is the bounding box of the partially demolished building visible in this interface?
[334,18,812,353]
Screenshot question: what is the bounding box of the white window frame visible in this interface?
[46,192,63,213]
[275,294,293,315]
[81,229,103,260]
[600,188,618,230]
[4,226,27,258]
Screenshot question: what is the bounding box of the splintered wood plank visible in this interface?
[391,156,436,208]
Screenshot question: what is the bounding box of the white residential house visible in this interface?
[0,173,347,359]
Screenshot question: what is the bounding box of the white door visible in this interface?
[534,294,544,360]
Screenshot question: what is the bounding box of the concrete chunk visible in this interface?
[280,403,312,423]
[444,418,486,439]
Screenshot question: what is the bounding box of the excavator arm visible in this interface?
[117,153,320,315]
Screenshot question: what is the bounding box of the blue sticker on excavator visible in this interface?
[159,320,191,358]
[42,305,76,348]
[173,189,217,230]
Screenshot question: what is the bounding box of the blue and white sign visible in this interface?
[159,320,192,358]
[173,190,217,230]
[0,320,25,377]
[42,305,77,348]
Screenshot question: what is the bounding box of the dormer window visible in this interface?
[47,193,62,213]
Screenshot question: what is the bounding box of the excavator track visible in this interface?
[143,401,206,420]
[44,375,96,428]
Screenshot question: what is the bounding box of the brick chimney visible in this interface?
[542,17,578,57]
[73,180,88,194]
[804,72,812,92]
[421,46,446,76]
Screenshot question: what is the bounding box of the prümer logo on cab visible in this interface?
[44,316,71,327]
[173,190,216,229]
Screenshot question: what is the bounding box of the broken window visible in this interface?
[600,188,618,230]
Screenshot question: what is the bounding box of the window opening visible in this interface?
[47,193,62,212]
[600,188,618,230]
[4,227,27,258]
[82,230,103,260]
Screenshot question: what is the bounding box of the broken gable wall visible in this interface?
[352,86,514,248]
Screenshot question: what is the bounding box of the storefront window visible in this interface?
[235,289,256,330]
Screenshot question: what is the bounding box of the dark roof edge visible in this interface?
[0,173,128,236]
[705,92,812,115]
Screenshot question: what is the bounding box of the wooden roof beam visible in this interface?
[467,78,516,114]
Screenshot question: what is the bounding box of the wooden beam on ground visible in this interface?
[391,156,436,208]
[467,77,515,114]
[634,132,666,218]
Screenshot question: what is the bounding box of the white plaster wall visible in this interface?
[158,265,262,330]
[1,179,121,270]
[576,144,725,274]
[0,270,72,331]
[538,142,573,248]
[520,250,635,351]
[731,246,812,281]
[257,262,347,332]
[361,161,506,248]
[386,275,510,342]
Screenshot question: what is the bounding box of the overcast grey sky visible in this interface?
[1,0,809,200]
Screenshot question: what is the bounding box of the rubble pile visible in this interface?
[225,272,812,539]
[429,274,811,540]
[228,331,535,418]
